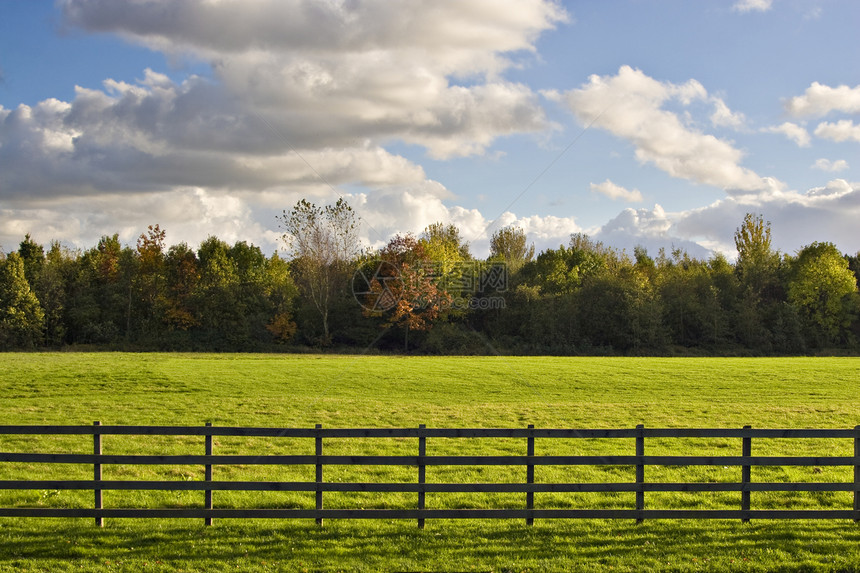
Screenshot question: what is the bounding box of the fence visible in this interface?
[0,424,858,527]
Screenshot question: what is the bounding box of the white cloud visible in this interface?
[710,99,746,129]
[672,180,860,258]
[732,0,774,13]
[590,179,643,202]
[814,120,860,143]
[61,0,568,63]
[583,176,860,261]
[59,0,567,159]
[812,158,849,172]
[351,192,578,257]
[804,178,855,198]
[785,82,860,118]
[2,0,570,252]
[593,204,711,259]
[549,66,779,196]
[0,188,274,254]
[764,122,810,147]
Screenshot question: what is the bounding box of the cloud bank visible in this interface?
[1,2,859,262]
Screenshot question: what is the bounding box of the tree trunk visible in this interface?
[322,308,330,346]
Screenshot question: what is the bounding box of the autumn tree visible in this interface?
[278,198,361,344]
[366,234,451,350]
[134,224,167,338]
[64,235,136,343]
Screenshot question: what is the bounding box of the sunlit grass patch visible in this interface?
[0,353,859,572]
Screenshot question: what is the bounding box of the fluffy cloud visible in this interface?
[784,82,860,145]
[61,0,566,62]
[593,204,711,259]
[785,82,860,118]
[0,80,436,200]
[710,99,747,129]
[548,66,779,195]
[0,188,276,253]
[590,179,643,202]
[812,158,849,172]
[60,0,566,159]
[814,120,860,143]
[350,191,578,257]
[2,0,569,252]
[584,176,860,261]
[732,0,774,13]
[673,180,860,257]
[764,122,811,147]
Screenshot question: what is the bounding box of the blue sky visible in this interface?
[2,0,859,259]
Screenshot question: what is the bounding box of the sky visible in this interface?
[1,0,859,260]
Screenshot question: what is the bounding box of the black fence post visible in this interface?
[93,421,103,528]
[418,424,426,529]
[527,424,535,526]
[635,424,644,524]
[742,425,751,523]
[854,425,859,524]
[205,422,213,526]
[315,423,323,527]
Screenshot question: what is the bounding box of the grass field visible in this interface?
[0,353,859,572]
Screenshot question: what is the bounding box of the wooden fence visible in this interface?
[0,424,858,527]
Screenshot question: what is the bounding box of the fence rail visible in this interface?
[0,424,858,527]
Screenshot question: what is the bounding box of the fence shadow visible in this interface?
[1,518,859,569]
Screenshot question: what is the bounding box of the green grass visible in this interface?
[1,353,859,572]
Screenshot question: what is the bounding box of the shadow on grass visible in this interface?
[1,518,859,571]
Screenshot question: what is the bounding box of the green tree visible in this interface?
[732,214,783,349]
[163,243,200,332]
[230,240,277,344]
[17,234,44,292]
[421,222,472,261]
[194,236,242,347]
[521,241,605,295]
[419,222,472,314]
[0,252,45,348]
[787,242,858,345]
[489,225,534,273]
[656,250,726,348]
[38,242,75,346]
[734,213,779,291]
[264,252,299,344]
[65,235,136,344]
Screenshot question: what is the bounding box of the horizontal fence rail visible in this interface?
[0,424,857,527]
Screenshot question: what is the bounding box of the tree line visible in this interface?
[1,206,859,354]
